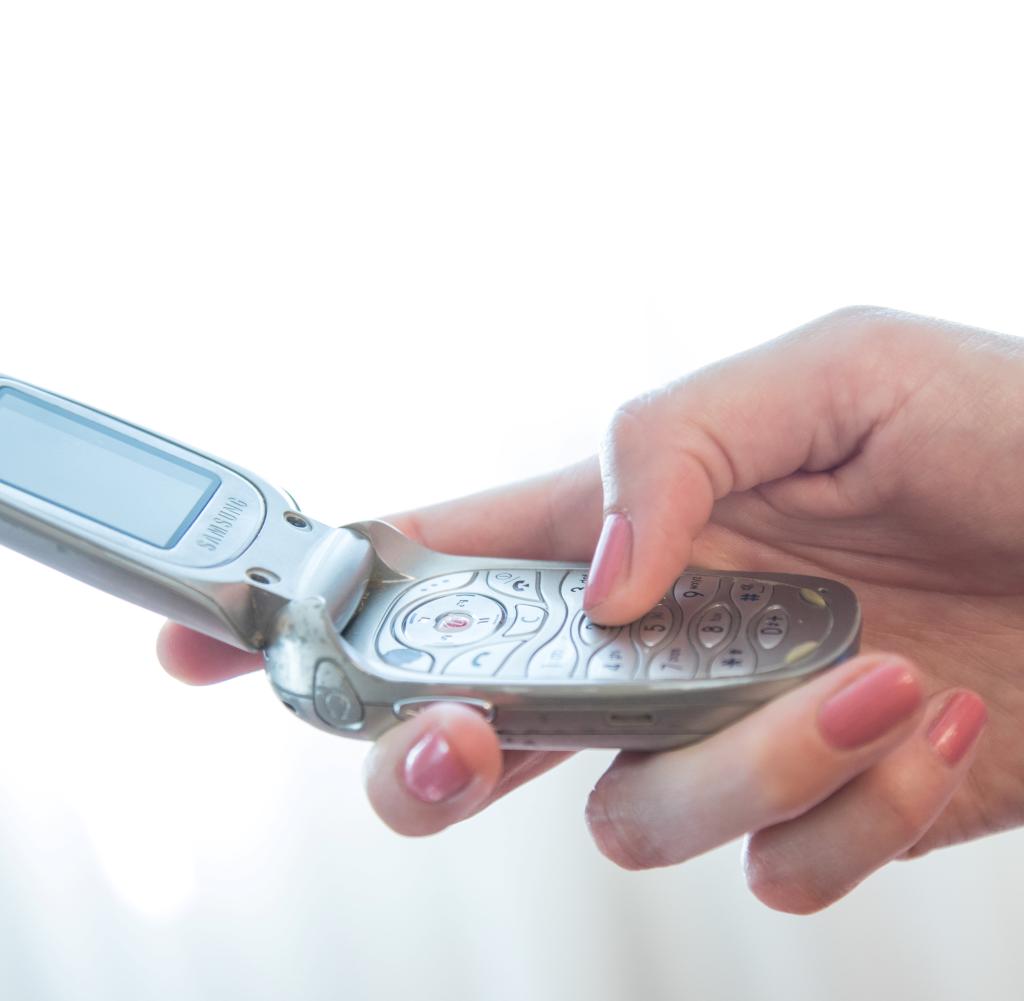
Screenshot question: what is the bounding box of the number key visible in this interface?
[695,603,734,649]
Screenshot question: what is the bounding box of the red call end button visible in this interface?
[437,612,473,632]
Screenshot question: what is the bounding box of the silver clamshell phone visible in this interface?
[0,376,860,750]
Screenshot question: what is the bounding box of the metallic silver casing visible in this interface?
[265,520,861,750]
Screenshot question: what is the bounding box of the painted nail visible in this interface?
[584,512,633,611]
[403,730,473,803]
[928,692,987,766]
[818,661,923,750]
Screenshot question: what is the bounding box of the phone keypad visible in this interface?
[648,644,699,681]
[442,642,518,677]
[380,647,435,673]
[674,574,717,615]
[528,637,578,679]
[578,612,617,648]
[506,604,547,637]
[401,572,477,602]
[375,569,834,683]
[487,571,541,602]
[634,603,674,648]
[709,642,758,678]
[587,635,638,680]
[399,593,505,648]
[753,606,789,650]
[695,604,734,649]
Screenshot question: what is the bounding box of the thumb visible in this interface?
[581,307,913,624]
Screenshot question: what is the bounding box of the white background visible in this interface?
[2,2,1023,999]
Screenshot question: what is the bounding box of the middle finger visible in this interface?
[584,652,925,869]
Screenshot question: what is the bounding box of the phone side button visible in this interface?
[442,642,519,678]
[313,658,365,728]
[392,697,496,722]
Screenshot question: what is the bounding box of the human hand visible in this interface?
[159,306,1024,912]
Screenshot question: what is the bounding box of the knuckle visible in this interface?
[606,392,662,449]
[819,303,892,328]
[897,839,933,861]
[815,304,942,356]
[601,391,684,503]
[874,785,935,848]
[757,777,807,824]
[749,746,812,823]
[811,306,902,356]
[797,304,886,345]
[585,774,669,871]
[604,387,735,500]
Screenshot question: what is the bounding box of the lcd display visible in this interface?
[0,388,220,548]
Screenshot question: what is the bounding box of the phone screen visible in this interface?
[0,388,219,547]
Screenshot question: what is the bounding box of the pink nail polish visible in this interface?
[584,513,632,611]
[818,661,923,750]
[403,731,473,803]
[928,692,987,766]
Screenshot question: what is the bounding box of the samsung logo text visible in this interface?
[196,496,248,551]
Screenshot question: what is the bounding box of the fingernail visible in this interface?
[818,660,923,750]
[403,730,473,803]
[584,513,633,611]
[928,692,987,766]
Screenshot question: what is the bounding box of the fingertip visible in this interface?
[582,508,698,626]
[744,843,835,915]
[364,704,503,837]
[584,583,676,627]
[584,752,672,871]
[156,621,262,685]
